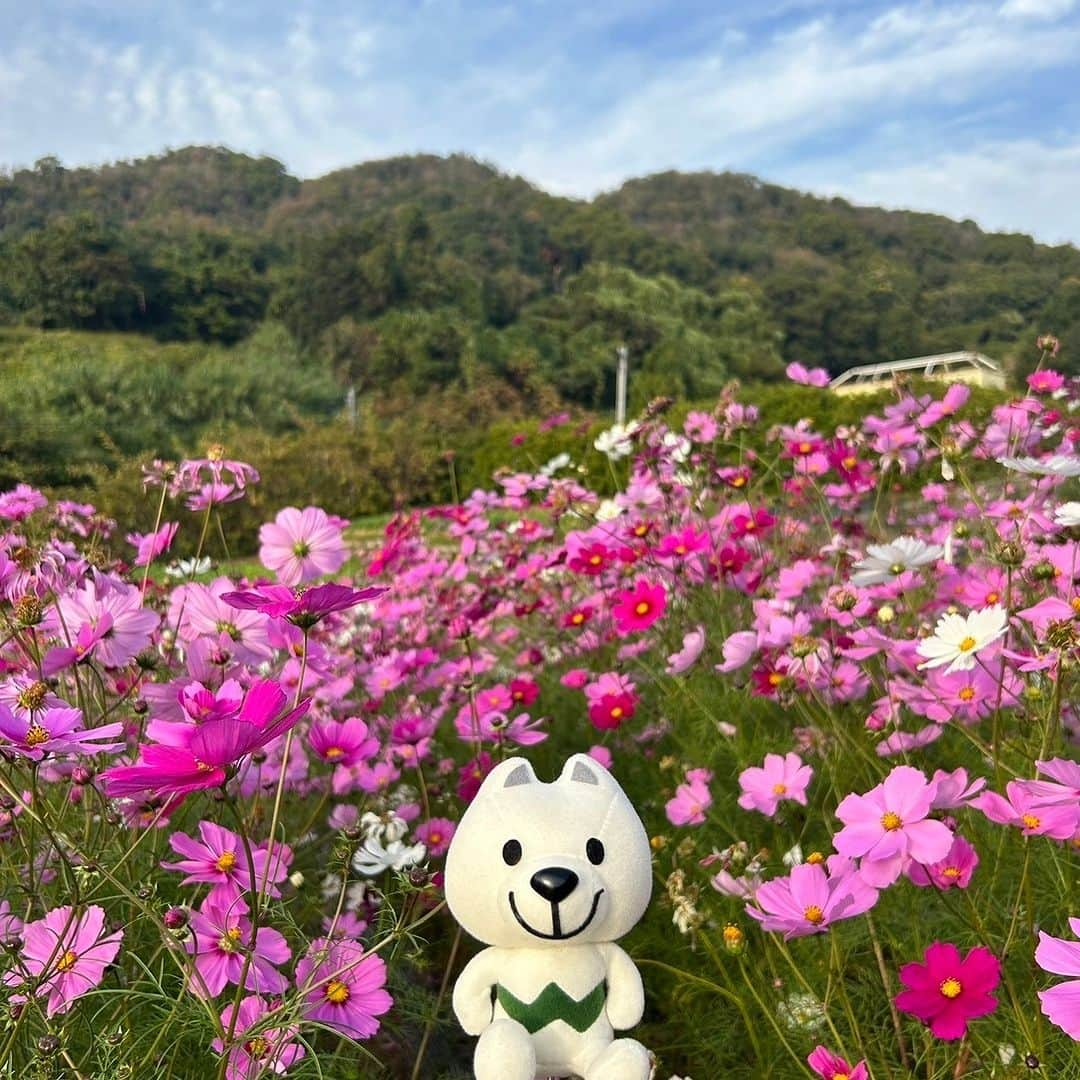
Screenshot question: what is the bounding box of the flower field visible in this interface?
[1,354,1079,1079]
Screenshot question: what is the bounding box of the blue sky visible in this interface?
[2,0,1080,242]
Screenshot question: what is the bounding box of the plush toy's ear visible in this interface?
[557,753,618,791]
[480,757,538,793]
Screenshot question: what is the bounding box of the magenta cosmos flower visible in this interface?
[127,521,179,567]
[834,766,953,887]
[186,896,290,999]
[3,904,123,1017]
[162,820,293,903]
[0,704,124,761]
[895,942,1000,1040]
[610,578,667,635]
[211,996,306,1080]
[258,506,348,586]
[1035,916,1080,1039]
[737,752,813,817]
[294,937,392,1040]
[808,1045,868,1080]
[101,692,310,802]
[747,857,878,939]
[222,582,386,630]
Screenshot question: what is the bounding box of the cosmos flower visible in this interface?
[917,605,1008,676]
[1035,917,1080,1040]
[737,753,813,817]
[997,454,1080,477]
[807,1045,868,1080]
[127,522,179,567]
[259,506,348,586]
[0,705,124,761]
[3,905,123,1017]
[894,942,1000,1040]
[222,583,386,629]
[162,821,293,903]
[850,536,943,587]
[210,996,306,1080]
[611,578,667,635]
[294,937,393,1040]
[666,769,713,826]
[1055,502,1080,528]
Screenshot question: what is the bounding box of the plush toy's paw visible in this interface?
[474,1019,536,1080]
[582,1037,652,1080]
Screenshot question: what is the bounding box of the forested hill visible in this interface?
[1,147,1078,409]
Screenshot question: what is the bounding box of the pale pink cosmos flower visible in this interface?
[971,781,1080,840]
[3,904,123,1016]
[53,580,159,668]
[1035,916,1080,1039]
[738,752,813,817]
[0,899,22,942]
[786,362,831,387]
[0,704,124,761]
[666,769,713,826]
[834,765,954,887]
[666,626,706,675]
[746,856,878,939]
[259,506,348,586]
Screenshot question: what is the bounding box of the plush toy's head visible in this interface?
[445,754,652,949]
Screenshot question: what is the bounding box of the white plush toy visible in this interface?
[445,754,653,1080]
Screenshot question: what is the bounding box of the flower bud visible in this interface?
[70,765,93,786]
[994,540,1025,567]
[37,1034,60,1056]
[163,906,189,931]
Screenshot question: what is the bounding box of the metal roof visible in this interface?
[829,351,1002,387]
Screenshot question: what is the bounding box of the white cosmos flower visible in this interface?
[539,452,572,477]
[917,605,1008,676]
[1054,502,1080,528]
[351,835,426,877]
[595,498,624,521]
[594,421,640,460]
[997,454,1080,477]
[165,556,212,580]
[850,536,944,587]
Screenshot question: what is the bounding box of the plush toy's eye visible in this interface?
[502,839,522,866]
[586,838,605,865]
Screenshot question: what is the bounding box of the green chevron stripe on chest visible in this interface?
[495,980,606,1034]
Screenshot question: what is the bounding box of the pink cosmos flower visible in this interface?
[413,817,456,857]
[223,582,386,629]
[786,362,831,387]
[127,522,179,567]
[307,716,379,767]
[162,821,293,903]
[666,769,713,826]
[259,506,348,586]
[807,1045,868,1080]
[294,937,392,1040]
[971,781,1080,839]
[611,579,666,635]
[1035,917,1080,1039]
[52,580,159,669]
[895,942,1000,1040]
[186,896,290,999]
[1027,369,1065,393]
[666,626,706,675]
[211,996,306,1080]
[834,766,954,887]
[3,904,123,1017]
[907,834,979,890]
[588,692,636,730]
[737,752,813,817]
[0,704,124,761]
[101,690,310,802]
[746,857,878,939]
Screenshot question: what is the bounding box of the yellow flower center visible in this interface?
[218,926,243,953]
[732,475,747,487]
[1071,596,1080,614]
[16,681,48,711]
[609,706,624,720]
[675,544,687,555]
[939,978,963,999]
[958,687,975,701]
[634,601,651,616]
[215,851,237,873]
[324,747,344,760]
[1022,813,1040,829]
[24,724,50,747]
[803,905,825,925]
[798,441,812,454]
[722,924,743,945]
[588,554,602,566]
[985,591,1000,604]
[571,612,585,624]
[958,636,977,652]
[889,562,906,575]
[842,456,857,470]
[768,672,784,687]
[244,1036,270,1058]
[56,949,78,973]
[881,812,903,831]
[772,783,787,795]
[325,979,350,1004]
[806,851,825,865]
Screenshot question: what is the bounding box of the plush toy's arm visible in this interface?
[602,943,645,1030]
[452,949,499,1036]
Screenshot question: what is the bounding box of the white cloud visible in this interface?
[1000,0,1076,18]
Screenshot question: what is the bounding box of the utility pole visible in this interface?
[615,345,629,425]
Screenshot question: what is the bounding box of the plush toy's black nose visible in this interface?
[530,866,579,903]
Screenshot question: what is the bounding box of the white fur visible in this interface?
[445,755,653,1080]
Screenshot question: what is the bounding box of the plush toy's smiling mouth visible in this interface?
[508,890,604,940]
